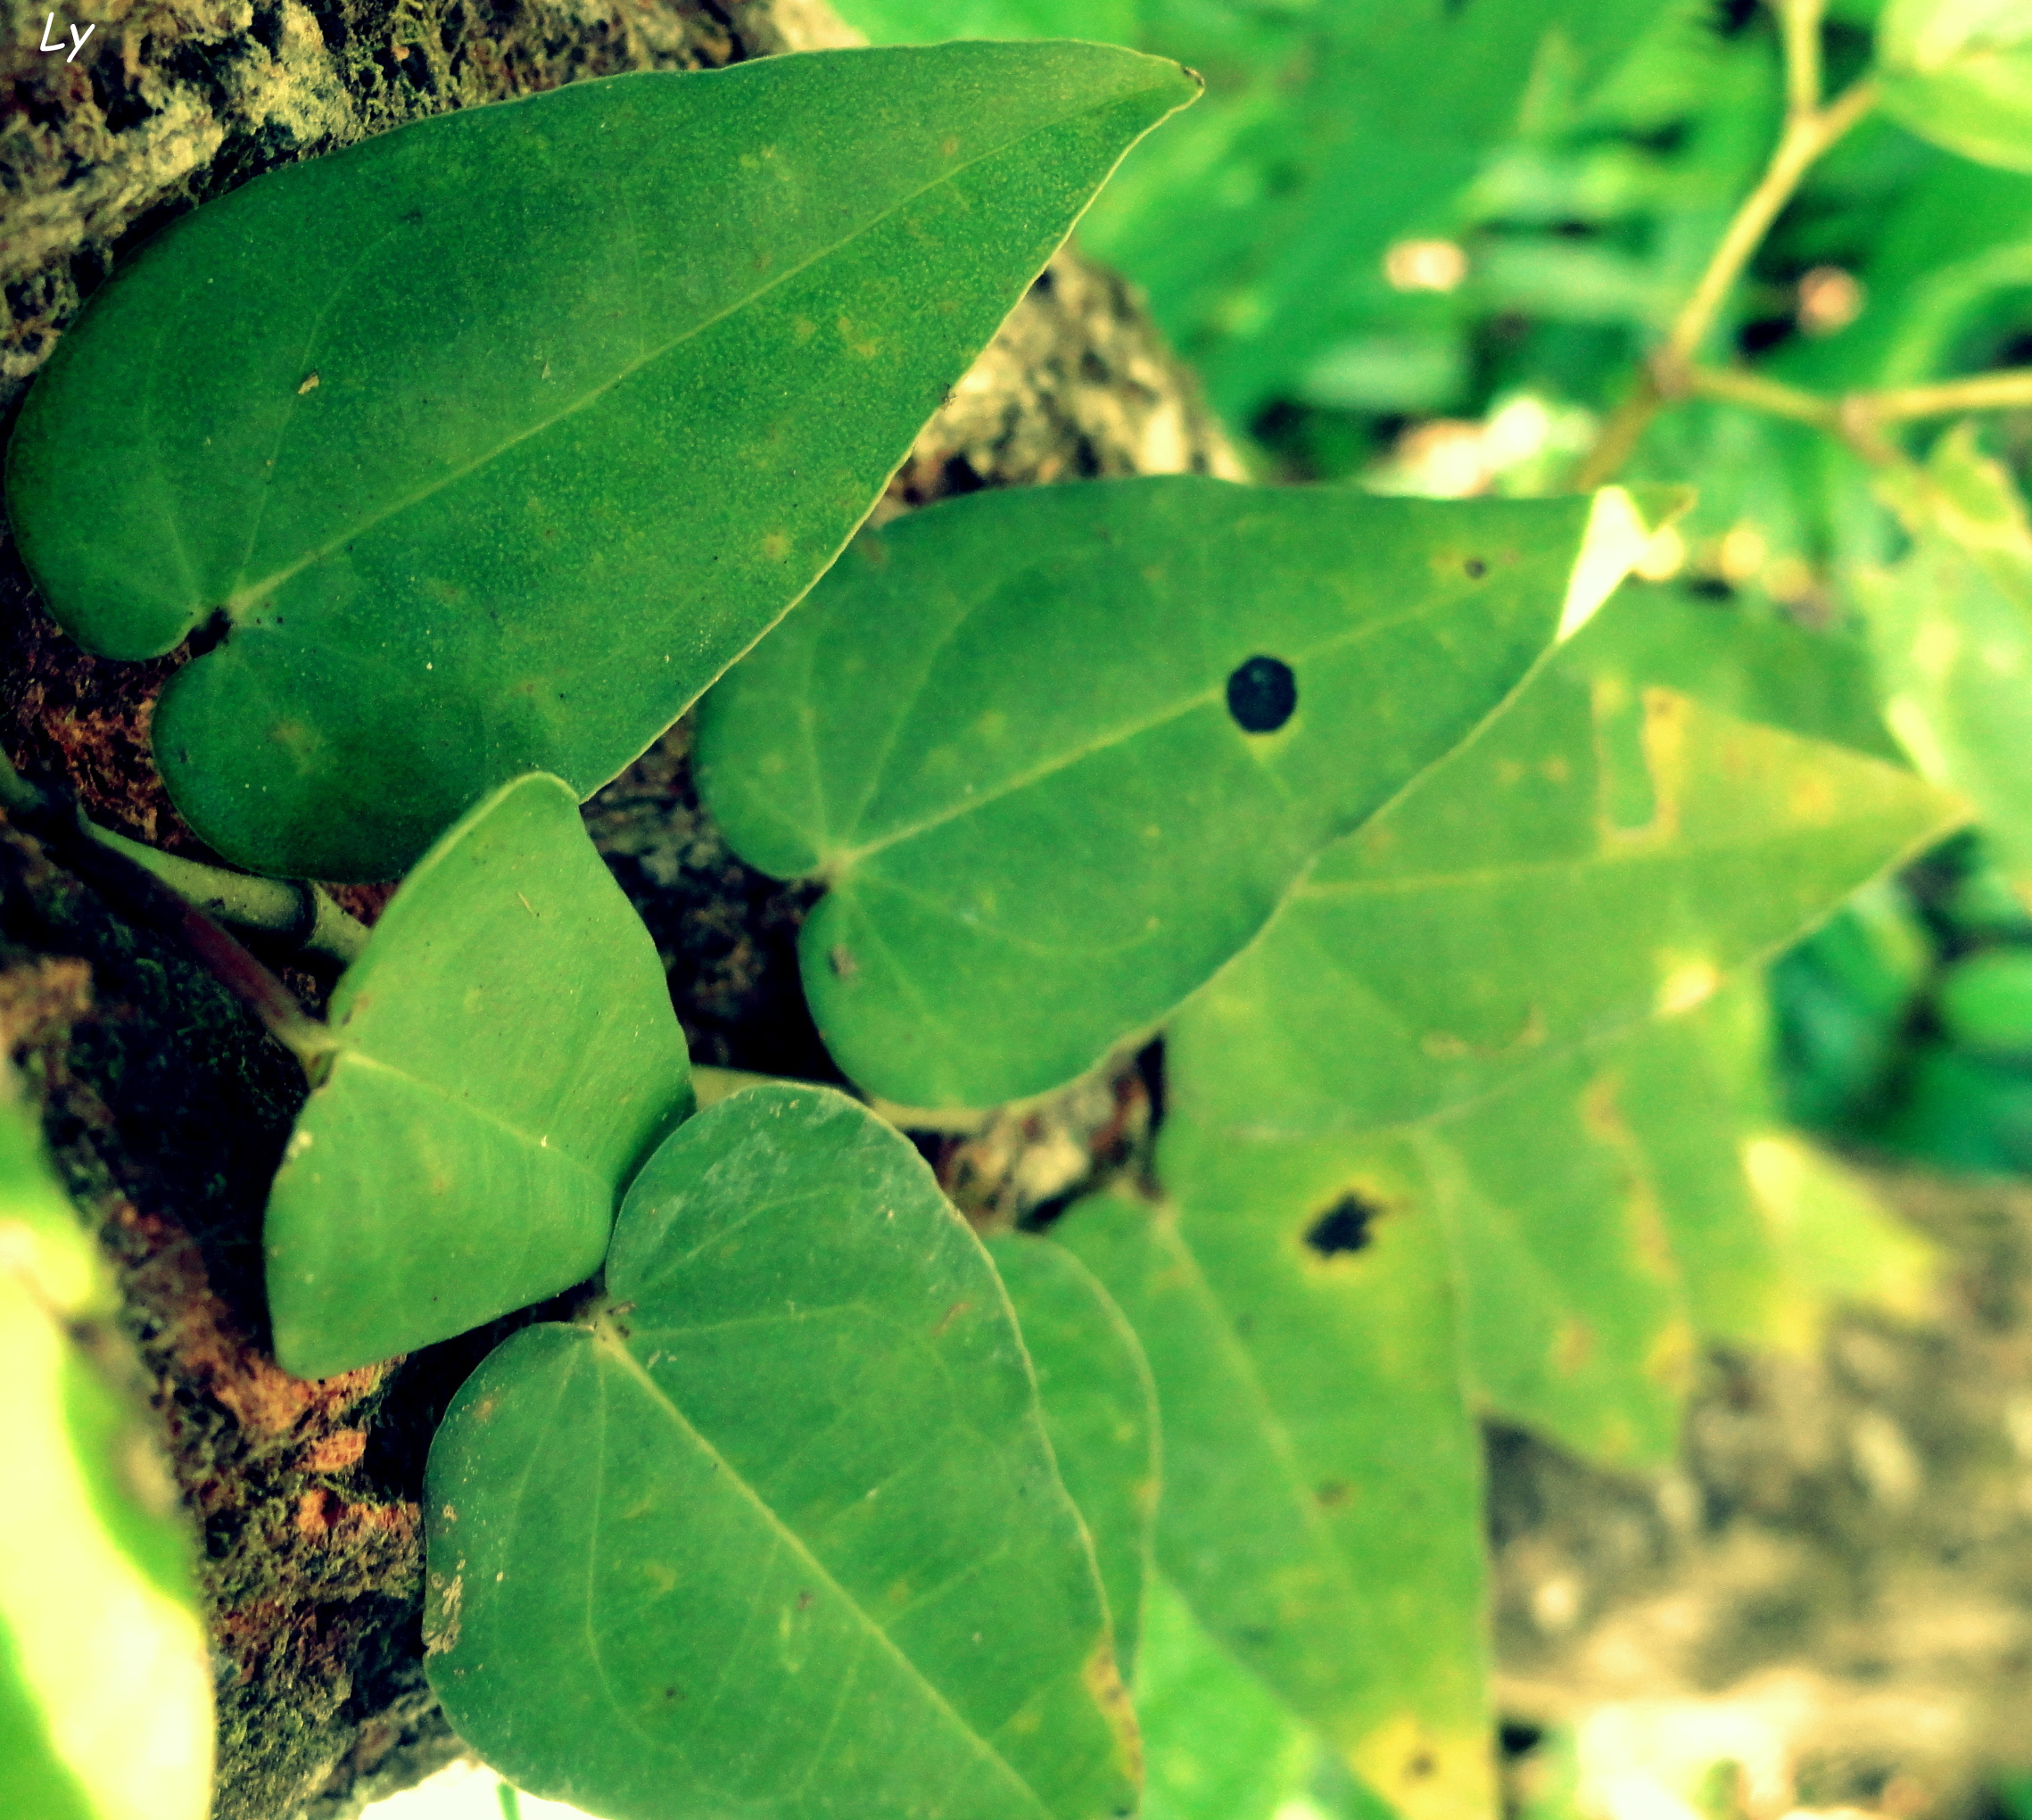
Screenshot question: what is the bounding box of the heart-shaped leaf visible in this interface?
[265,774,690,1379]
[1,1090,212,1820]
[4,44,1198,881]
[425,1085,1136,1820]
[697,476,1664,1109]
[989,1234,1160,1681]
[1158,602,1957,1459]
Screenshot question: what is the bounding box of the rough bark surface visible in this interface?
[7,2,2032,1819]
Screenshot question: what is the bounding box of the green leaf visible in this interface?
[1858,423,2032,894]
[265,773,690,1378]
[1877,0,2032,174]
[1053,1184,1491,1820]
[1578,583,1901,762]
[698,476,1664,1108]
[4,46,1198,881]
[425,1085,1136,1820]
[0,1087,212,1820]
[988,1234,1160,1680]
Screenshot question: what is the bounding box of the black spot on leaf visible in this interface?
[1305,1193,1383,1257]
[1464,558,1487,579]
[1226,656,1297,733]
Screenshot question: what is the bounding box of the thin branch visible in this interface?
[1864,368,2032,423]
[1569,72,1878,491]
[1662,79,1878,380]
[1681,364,2032,467]
[1685,366,1838,429]
[1570,369,1664,493]
[1777,0,1825,118]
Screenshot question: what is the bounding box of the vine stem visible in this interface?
[1682,365,2032,461]
[0,752,341,1076]
[82,822,368,967]
[1569,0,1876,491]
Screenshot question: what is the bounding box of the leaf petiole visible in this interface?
[80,822,368,968]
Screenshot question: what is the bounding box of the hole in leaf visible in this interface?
[1226,655,1296,733]
[1305,1193,1383,1257]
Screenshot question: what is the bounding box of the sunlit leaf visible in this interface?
[1877,0,2032,174]
[0,1087,211,1820]
[989,1234,1161,1680]
[1073,606,1954,1805]
[265,774,690,1378]
[5,45,1197,880]
[425,1086,1136,1820]
[698,476,1664,1108]
[1169,615,1961,1152]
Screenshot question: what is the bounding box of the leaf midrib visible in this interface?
[1294,801,1951,902]
[592,1321,1062,1820]
[1148,1213,1373,1641]
[339,1048,615,1195]
[828,567,1553,873]
[214,82,1179,618]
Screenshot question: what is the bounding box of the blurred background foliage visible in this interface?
[830,0,2032,1186]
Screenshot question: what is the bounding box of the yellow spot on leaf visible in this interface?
[1656,958,1720,1016]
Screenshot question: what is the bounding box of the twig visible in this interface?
[1681,364,2032,464]
[1684,366,1838,429]
[1864,368,2032,423]
[1661,79,1878,382]
[1777,0,1824,119]
[1570,46,1878,491]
